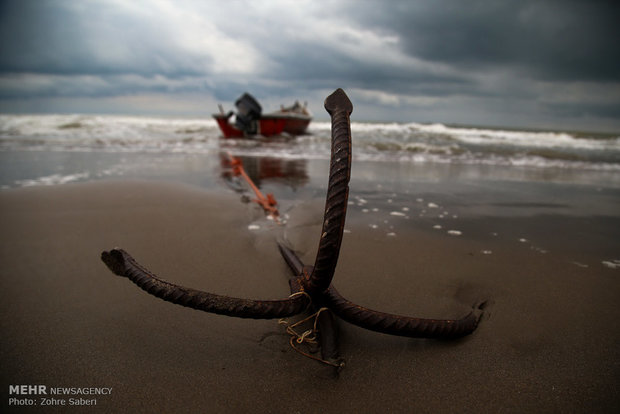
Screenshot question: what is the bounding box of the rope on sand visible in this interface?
[279,308,344,368]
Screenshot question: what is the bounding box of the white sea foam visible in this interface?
[0,114,220,154]
[1,113,619,190]
[417,123,614,150]
[1,114,617,168]
[15,172,90,187]
[347,120,620,150]
[602,259,620,269]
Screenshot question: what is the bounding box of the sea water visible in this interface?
[1,113,618,268]
[1,113,618,190]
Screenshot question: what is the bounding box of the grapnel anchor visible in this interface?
[101,88,484,368]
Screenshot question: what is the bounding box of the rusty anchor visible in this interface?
[101,88,484,368]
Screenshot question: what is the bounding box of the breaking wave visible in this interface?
[1,114,619,171]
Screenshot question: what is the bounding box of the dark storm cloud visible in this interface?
[347,0,620,82]
[0,1,212,78]
[265,40,469,95]
[0,0,618,131]
[544,100,620,120]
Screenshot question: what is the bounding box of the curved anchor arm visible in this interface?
[278,243,482,339]
[101,249,310,319]
[324,286,483,339]
[305,88,353,295]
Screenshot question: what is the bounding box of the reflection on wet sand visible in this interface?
[219,152,309,191]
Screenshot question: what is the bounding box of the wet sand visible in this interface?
[1,180,619,413]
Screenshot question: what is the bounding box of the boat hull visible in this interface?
[279,114,312,135]
[213,113,311,138]
[213,115,287,138]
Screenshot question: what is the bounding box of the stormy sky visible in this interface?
[0,0,619,132]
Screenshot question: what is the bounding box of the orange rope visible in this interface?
[227,154,281,222]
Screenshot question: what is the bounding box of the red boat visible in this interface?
[213,93,312,138]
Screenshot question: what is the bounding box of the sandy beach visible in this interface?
[1,0,619,411]
[1,178,619,413]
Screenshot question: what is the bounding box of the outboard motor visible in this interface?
[234,93,262,135]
